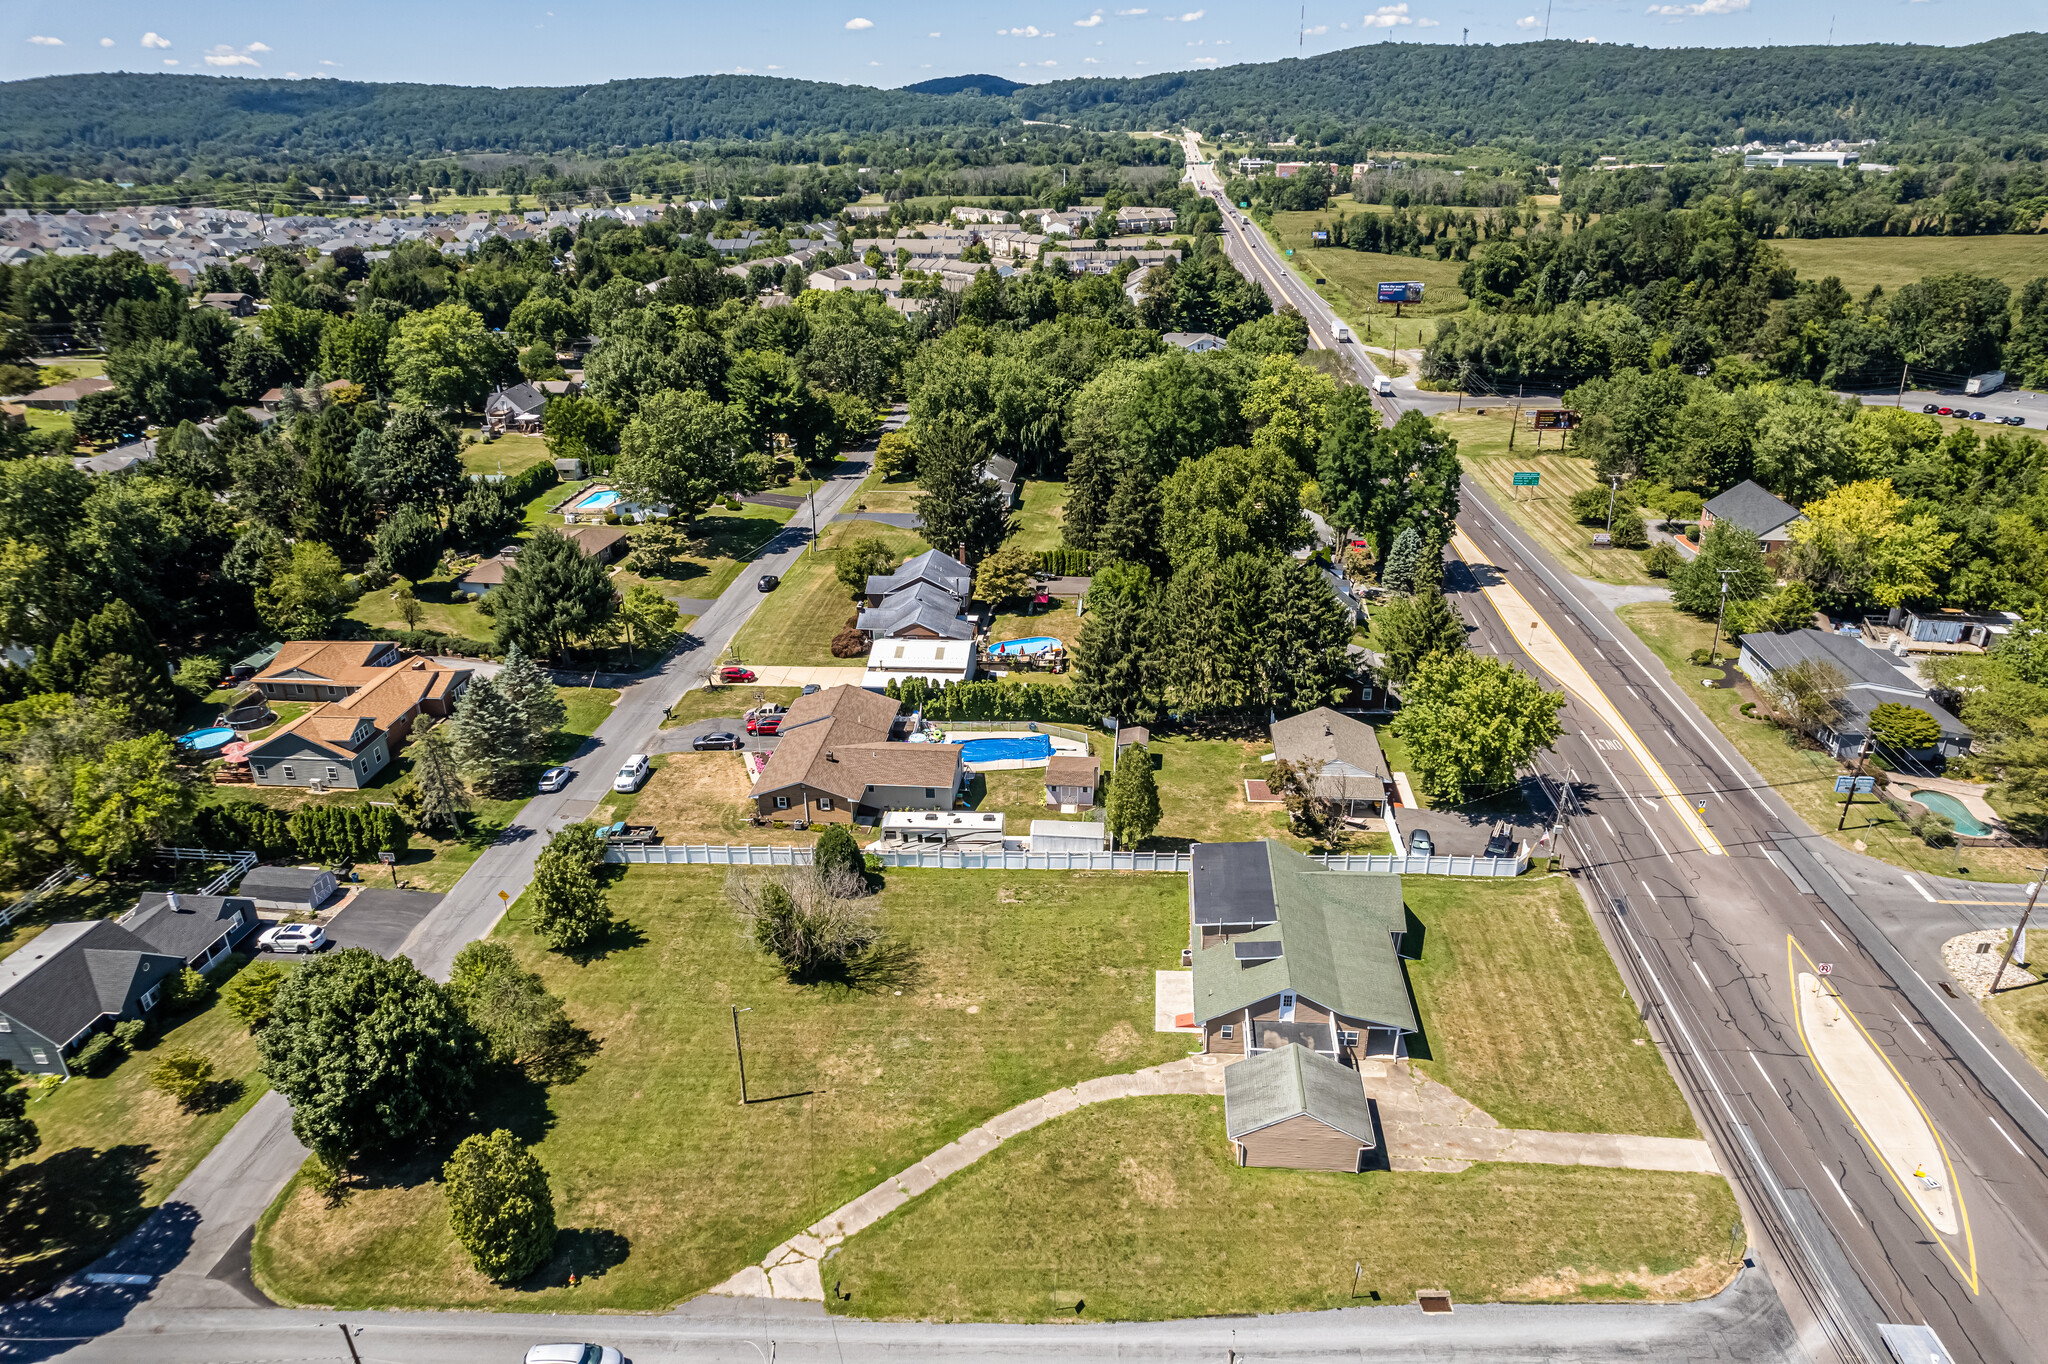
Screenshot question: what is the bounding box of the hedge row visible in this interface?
[1034,549,1094,576]
[500,461,560,508]
[885,676,1094,725]
[285,804,408,865]
[363,627,500,659]
[196,801,295,858]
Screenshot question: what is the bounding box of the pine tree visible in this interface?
[1381,527,1421,594]
[1376,582,1468,685]
[443,1129,558,1283]
[299,441,374,555]
[1106,742,1162,849]
[1071,563,1158,724]
[409,722,469,834]
[911,416,1009,564]
[451,676,523,795]
[528,823,611,951]
[493,645,567,764]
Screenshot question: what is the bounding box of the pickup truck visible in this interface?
[596,821,661,846]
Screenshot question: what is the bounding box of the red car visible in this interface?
[747,712,782,736]
[718,665,756,684]
[1937,406,1953,416]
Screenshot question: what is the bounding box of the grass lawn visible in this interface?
[1442,410,1661,587]
[1984,930,2048,1081]
[986,598,1079,660]
[1008,480,1068,554]
[850,464,920,516]
[463,433,554,479]
[348,577,494,647]
[730,523,925,667]
[1403,875,1695,1137]
[827,1097,1740,1321]
[1265,210,1469,348]
[22,408,79,451]
[251,866,1195,1311]
[659,684,801,729]
[590,752,816,847]
[1618,602,2038,883]
[1774,234,2048,299]
[0,977,271,1298]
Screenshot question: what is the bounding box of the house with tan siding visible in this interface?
[750,685,964,824]
[1224,1042,1378,1171]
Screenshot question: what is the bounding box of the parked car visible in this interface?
[523,1347,623,1364]
[1937,406,1953,415]
[717,665,756,684]
[2007,416,2029,427]
[801,683,821,695]
[1971,411,1988,421]
[757,574,780,592]
[1482,830,1516,859]
[1922,403,1941,414]
[259,923,326,955]
[537,766,571,793]
[1408,829,1434,857]
[747,710,783,736]
[692,731,743,751]
[612,753,651,792]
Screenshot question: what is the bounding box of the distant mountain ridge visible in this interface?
[3,36,2045,170]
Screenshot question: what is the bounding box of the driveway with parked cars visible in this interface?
[653,718,778,754]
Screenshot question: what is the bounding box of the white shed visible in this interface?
[1029,819,1110,853]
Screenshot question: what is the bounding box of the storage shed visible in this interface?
[1225,1042,1377,1172]
[236,866,340,912]
[1044,754,1100,808]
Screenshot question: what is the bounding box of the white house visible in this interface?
[862,636,979,691]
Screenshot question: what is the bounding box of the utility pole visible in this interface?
[1837,740,1871,831]
[1705,568,1737,665]
[1897,362,1911,407]
[1605,475,1622,537]
[1990,871,2046,995]
[732,1005,752,1104]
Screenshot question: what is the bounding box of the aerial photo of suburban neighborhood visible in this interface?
[2,7,2048,1363]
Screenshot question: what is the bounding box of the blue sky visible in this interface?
[4,3,2032,89]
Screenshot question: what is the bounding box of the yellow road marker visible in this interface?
[1449,529,1724,856]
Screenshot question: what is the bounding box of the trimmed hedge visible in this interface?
[1035,548,1094,576]
[363,627,500,659]
[884,676,1093,724]
[500,461,560,508]
[196,800,295,858]
[285,804,409,865]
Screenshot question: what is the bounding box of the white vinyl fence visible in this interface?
[604,844,1527,876]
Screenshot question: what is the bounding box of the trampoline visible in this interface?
[952,734,1057,763]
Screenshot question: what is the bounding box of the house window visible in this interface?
[775,796,790,810]
[29,1047,47,1066]
[326,766,338,781]
[1220,1023,1234,1040]
[925,788,935,799]
[818,797,834,811]
[282,766,296,780]
[1279,992,1297,1022]
[1338,1029,1360,1047]
[252,765,266,779]
[139,986,160,1010]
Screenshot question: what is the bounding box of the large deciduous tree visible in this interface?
[528,823,612,952]
[613,388,747,517]
[1318,397,1460,564]
[355,409,465,515]
[1392,652,1566,803]
[390,302,516,410]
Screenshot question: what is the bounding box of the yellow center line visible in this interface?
[1787,936,1979,1293]
[1450,529,1725,856]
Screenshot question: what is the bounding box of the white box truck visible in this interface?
[1332,322,1352,343]
[1373,375,1394,397]
[1965,370,2005,396]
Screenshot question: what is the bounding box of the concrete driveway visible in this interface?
[654,717,778,754]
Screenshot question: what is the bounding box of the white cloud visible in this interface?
[247,41,270,51]
[27,35,62,46]
[1304,23,1327,33]
[930,31,942,37]
[767,63,782,69]
[1339,21,1350,28]
[320,58,339,66]
[141,32,172,48]
[204,45,261,67]
[1076,11,1104,25]
[1163,9,1204,19]
[1039,59,1057,65]
[1215,37,1232,43]
[100,37,115,46]
[1192,55,1218,63]
[1417,17,1439,25]
[870,59,881,65]
[1116,6,1147,12]
[1646,0,1747,12]
[1001,24,1055,36]
[1085,55,1100,61]
[1364,5,1413,27]
[845,16,874,28]
[162,58,177,65]
[1515,14,1540,26]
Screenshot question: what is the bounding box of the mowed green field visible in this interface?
[1264,210,1468,349]
[1774,234,2048,296]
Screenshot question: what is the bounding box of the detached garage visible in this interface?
[236,866,340,913]
[1225,1042,1377,1172]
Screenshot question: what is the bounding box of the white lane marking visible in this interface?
[1821,919,1847,949]
[1751,1051,1775,1092]
[1894,1006,1929,1050]
[1692,958,1713,990]
[1823,1166,1861,1220]
[1986,1115,2025,1158]
[1903,874,1936,903]
[1639,879,1658,901]
[1600,815,1618,838]
[1900,960,2048,1128]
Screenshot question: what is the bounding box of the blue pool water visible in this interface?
[574,489,622,511]
[990,636,1060,656]
[952,734,1056,763]
[175,726,236,751]
[1911,789,1991,838]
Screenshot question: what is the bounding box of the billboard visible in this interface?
[1377,281,1425,304]
[1531,409,1579,431]
[1311,230,1331,245]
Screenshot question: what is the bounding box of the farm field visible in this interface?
[1773,234,2048,298]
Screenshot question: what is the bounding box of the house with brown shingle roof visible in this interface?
[245,646,471,789]
[750,685,963,824]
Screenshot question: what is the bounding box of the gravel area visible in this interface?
[1942,928,2039,998]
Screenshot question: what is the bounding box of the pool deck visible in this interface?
[1901,776,2001,838]
[924,730,1089,773]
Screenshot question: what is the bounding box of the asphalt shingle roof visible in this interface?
[1704,479,1802,539]
[1224,1042,1377,1143]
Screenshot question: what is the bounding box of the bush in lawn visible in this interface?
[258,947,482,1164]
[162,966,214,1014]
[446,941,593,1082]
[1643,542,1683,578]
[1911,811,1957,847]
[835,536,901,599]
[1569,486,1613,524]
[1870,700,1943,752]
[443,1128,557,1283]
[113,1018,147,1052]
[830,624,870,658]
[725,865,877,981]
[528,823,612,951]
[1608,512,1649,550]
[0,1070,38,1169]
[72,1033,123,1077]
[149,1048,215,1109]
[812,824,865,889]
[221,959,289,1031]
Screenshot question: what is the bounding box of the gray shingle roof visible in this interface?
[1191,842,1415,1032]
[1270,707,1387,805]
[866,549,972,600]
[1738,630,1971,741]
[120,893,257,964]
[0,921,181,1046]
[1703,479,1802,539]
[235,867,336,904]
[1225,1042,1376,1144]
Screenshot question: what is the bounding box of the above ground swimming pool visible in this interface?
[573,489,622,512]
[989,636,1060,657]
[175,726,236,752]
[952,734,1056,763]
[1910,789,1991,838]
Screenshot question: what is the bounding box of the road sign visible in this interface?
[1512,471,1540,487]
[1377,280,1425,304]
[1854,776,1876,793]
[498,890,510,904]
[1817,963,1833,976]
[1835,776,1855,794]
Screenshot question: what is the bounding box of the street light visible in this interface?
[1605,475,1622,537]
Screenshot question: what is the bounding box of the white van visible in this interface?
[612,753,651,793]
[1373,375,1394,397]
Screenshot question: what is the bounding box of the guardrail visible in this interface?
[605,844,1527,876]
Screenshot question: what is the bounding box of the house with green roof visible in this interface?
[1189,840,1415,1065]
[1225,1042,1379,1171]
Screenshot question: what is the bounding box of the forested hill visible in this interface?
[5,35,2047,169]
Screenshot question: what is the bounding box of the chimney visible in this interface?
[168,892,184,913]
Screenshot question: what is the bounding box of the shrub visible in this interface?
[113,1018,147,1051]
[725,865,878,981]
[724,497,741,510]
[813,825,865,887]
[221,959,288,1031]
[72,1033,122,1077]
[1911,811,1957,847]
[1870,700,1943,752]
[499,461,559,508]
[197,800,296,858]
[163,966,214,1014]
[1569,486,1613,524]
[1688,646,1719,667]
[1608,513,1649,550]
[1643,542,1682,578]
[149,1048,215,1108]
[1035,548,1094,576]
[361,627,499,658]
[174,654,225,699]
[443,1129,557,1282]
[829,626,869,658]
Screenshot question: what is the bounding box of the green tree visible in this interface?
[1375,581,1467,685]
[491,527,617,658]
[148,1048,214,1109]
[255,541,355,639]
[616,582,681,659]
[1393,651,1567,803]
[298,440,374,554]
[391,302,515,410]
[442,1129,558,1282]
[446,941,589,1080]
[70,732,194,874]
[835,536,901,600]
[318,312,396,393]
[973,543,1037,608]
[220,959,288,1031]
[912,416,1010,564]
[2008,278,2048,391]
[1869,701,1943,752]
[223,329,289,406]
[1158,443,1310,563]
[408,721,470,834]
[1784,478,1955,610]
[106,338,215,427]
[495,645,567,763]
[1318,399,1459,562]
[813,823,864,886]
[1735,581,1818,635]
[153,420,229,492]
[1071,562,1158,724]
[613,388,746,516]
[1670,520,1773,620]
[0,1078,37,1169]
[356,409,466,514]
[528,823,612,951]
[258,947,481,1164]
[451,676,523,794]
[1105,742,1162,849]
[1644,541,1683,578]
[374,503,442,584]
[447,480,522,551]
[1885,271,2012,376]
[541,394,620,467]
[1380,527,1422,594]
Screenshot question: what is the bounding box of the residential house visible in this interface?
[236,867,340,912]
[246,643,470,789]
[864,549,973,608]
[198,291,258,316]
[456,525,628,595]
[751,685,964,824]
[861,636,979,690]
[1044,754,1100,808]
[1162,332,1226,353]
[1268,708,1388,819]
[73,440,155,476]
[0,921,184,1076]
[807,263,878,292]
[483,382,551,434]
[119,892,260,972]
[1028,819,1109,853]
[1224,1042,1377,1171]
[17,375,114,411]
[1736,629,1973,762]
[1116,206,1178,235]
[1700,479,1804,556]
[1190,841,1416,1064]
[855,584,977,641]
[1122,263,1155,306]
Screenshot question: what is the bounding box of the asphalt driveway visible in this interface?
[317,889,445,958]
[654,717,779,754]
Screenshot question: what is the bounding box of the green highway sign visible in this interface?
[1512,472,1540,487]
